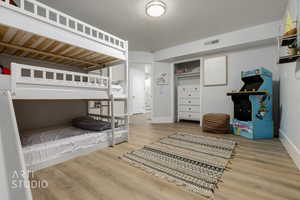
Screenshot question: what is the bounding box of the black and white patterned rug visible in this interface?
[122,133,236,198]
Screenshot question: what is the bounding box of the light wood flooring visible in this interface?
[31,114,300,200]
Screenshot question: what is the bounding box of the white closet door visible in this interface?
[130,64,146,114]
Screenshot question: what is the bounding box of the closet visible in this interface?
[174,59,201,122]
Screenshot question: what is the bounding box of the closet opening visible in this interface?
[129,63,152,123]
[174,59,201,125]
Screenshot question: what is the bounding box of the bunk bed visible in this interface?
[0,63,129,171]
[0,0,129,199]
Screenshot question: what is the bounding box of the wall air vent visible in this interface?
[204,39,220,46]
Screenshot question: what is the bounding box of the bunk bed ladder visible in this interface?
[125,41,129,142]
[107,67,115,147]
[0,91,32,200]
[110,95,115,147]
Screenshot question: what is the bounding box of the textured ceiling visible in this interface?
[38,0,288,52]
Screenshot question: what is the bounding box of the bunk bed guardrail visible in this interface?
[89,114,126,127]
[10,63,109,91]
[0,0,126,51]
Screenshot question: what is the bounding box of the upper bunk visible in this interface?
[0,62,127,100]
[0,62,110,100]
[0,0,128,69]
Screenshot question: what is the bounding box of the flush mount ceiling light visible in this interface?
[146,0,167,17]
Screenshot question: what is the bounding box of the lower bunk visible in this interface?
[20,117,128,171]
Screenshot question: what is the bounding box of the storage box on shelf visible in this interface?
[174,60,200,76]
[277,22,300,64]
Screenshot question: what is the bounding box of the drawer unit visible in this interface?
[178,85,200,98]
[178,98,199,106]
[178,112,201,121]
[181,92,200,98]
[177,85,201,122]
[178,105,200,113]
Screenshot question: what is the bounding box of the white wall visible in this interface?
[151,45,279,125]
[202,45,278,119]
[152,62,174,123]
[129,51,154,63]
[14,100,87,131]
[279,0,300,170]
[151,21,281,126]
[154,21,279,62]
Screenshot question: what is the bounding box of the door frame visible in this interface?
[129,61,153,115]
[171,57,203,126]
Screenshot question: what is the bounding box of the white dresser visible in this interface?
[177,85,201,121]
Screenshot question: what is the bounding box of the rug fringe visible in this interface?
[122,156,215,198]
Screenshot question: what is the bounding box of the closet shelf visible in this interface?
[279,34,297,46]
[278,55,300,64]
[175,71,200,77]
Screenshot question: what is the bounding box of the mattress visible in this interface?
[21,126,126,170]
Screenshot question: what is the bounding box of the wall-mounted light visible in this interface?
[146,0,167,17]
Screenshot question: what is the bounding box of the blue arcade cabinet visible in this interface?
[227,68,273,139]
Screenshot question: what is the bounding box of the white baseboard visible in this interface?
[279,129,300,170]
[151,116,174,124]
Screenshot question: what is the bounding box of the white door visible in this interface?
[145,76,152,111]
[130,64,146,114]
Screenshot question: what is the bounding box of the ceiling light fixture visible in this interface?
[146,0,167,17]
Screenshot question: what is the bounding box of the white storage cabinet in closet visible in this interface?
[177,85,201,121]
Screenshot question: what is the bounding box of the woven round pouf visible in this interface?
[202,113,230,134]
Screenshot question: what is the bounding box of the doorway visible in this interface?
[173,59,201,125]
[129,63,152,116]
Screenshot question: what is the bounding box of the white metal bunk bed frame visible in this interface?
[5,62,129,143]
[0,0,129,199]
[1,62,130,166]
[9,63,109,99]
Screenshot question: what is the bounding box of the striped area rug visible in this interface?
[122,133,236,198]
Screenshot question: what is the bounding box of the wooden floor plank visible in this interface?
[31,114,300,200]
